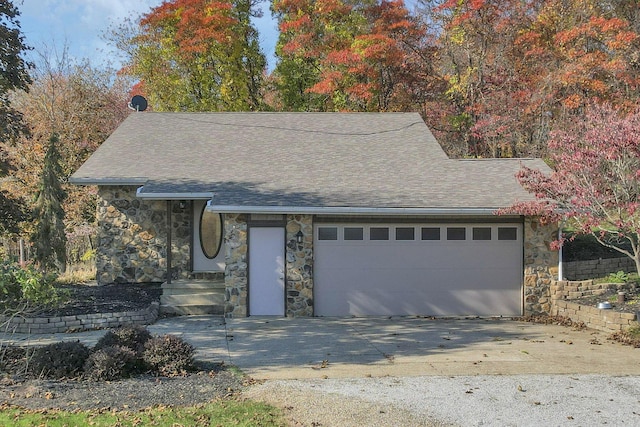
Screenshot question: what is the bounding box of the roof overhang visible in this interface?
[70,177,148,186]
[206,201,508,216]
[136,186,213,200]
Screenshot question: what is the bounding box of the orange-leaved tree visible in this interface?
[272,0,433,111]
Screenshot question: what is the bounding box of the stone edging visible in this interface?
[552,300,637,333]
[0,302,159,335]
[550,280,638,333]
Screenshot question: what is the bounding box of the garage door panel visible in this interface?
[320,287,521,317]
[314,223,523,316]
[319,266,521,306]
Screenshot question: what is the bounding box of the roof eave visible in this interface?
[206,203,516,217]
[136,187,214,200]
[69,177,149,186]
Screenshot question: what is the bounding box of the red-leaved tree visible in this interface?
[505,104,640,273]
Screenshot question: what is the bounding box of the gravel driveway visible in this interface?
[246,375,640,426]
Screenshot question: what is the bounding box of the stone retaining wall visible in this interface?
[0,302,159,335]
[550,280,621,300]
[550,280,638,333]
[563,257,636,281]
[551,300,637,332]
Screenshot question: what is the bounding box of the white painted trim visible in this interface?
[558,225,564,281]
[192,200,225,272]
[206,201,510,216]
[136,187,213,200]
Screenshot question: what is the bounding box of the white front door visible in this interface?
[249,227,285,316]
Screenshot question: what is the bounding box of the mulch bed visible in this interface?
[33,282,163,317]
[572,283,639,315]
[0,365,248,412]
[0,283,249,412]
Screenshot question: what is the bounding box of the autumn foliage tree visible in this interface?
[506,105,640,274]
[272,0,433,111]
[7,50,131,231]
[117,0,266,112]
[418,0,640,159]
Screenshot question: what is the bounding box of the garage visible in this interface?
[314,222,523,316]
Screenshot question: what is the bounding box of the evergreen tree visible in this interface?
[31,134,66,272]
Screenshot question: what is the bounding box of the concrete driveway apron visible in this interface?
[4,316,638,379]
[216,317,640,379]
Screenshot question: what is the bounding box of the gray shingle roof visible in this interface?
[70,112,548,211]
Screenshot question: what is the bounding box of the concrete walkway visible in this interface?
[3,316,639,379]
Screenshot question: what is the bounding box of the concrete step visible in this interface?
[162,286,224,296]
[160,280,226,316]
[162,280,225,291]
[159,304,225,315]
[161,293,225,306]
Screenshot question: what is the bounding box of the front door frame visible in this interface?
[248,217,286,316]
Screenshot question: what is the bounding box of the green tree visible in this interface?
[0,0,31,140]
[116,0,266,112]
[0,0,32,234]
[31,134,66,273]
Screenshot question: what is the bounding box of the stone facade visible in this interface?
[523,218,559,315]
[223,213,248,317]
[222,214,314,317]
[95,194,558,318]
[285,215,314,317]
[96,186,191,284]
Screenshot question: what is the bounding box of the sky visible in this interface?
[16,0,279,70]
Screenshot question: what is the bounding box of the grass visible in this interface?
[610,322,640,348]
[593,271,639,284]
[0,400,285,427]
[627,323,640,337]
[55,266,96,285]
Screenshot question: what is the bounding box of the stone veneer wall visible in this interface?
[285,215,314,317]
[223,214,314,317]
[223,213,248,317]
[523,218,559,315]
[96,186,191,284]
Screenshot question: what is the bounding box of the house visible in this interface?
[70,112,557,317]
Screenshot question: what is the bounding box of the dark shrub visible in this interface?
[29,341,90,379]
[143,335,194,376]
[94,325,151,355]
[563,233,633,261]
[84,345,140,381]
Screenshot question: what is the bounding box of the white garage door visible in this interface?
[314,223,523,316]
